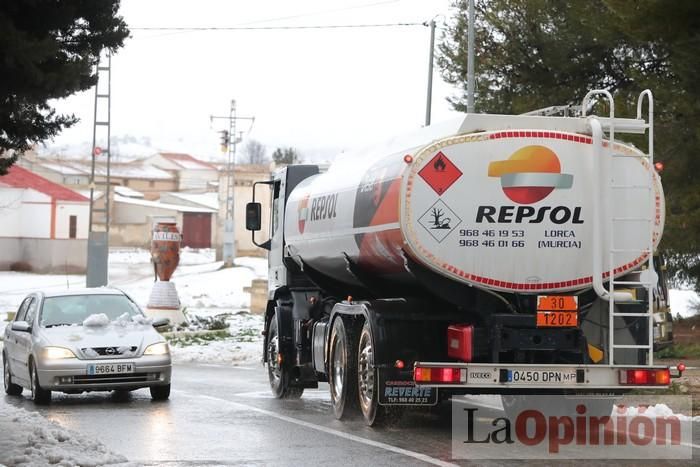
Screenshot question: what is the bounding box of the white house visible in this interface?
[0,165,89,273]
[145,152,219,192]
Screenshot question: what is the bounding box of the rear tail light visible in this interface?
[619,368,670,385]
[414,366,463,384]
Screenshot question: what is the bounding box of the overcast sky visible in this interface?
[48,0,464,162]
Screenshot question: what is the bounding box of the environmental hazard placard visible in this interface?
[418,199,462,243]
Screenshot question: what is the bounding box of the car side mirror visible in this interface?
[246,202,262,231]
[11,321,31,333]
[152,317,170,328]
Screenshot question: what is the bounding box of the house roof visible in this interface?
[159,153,218,171]
[0,165,88,202]
[114,186,145,198]
[164,192,219,210]
[113,194,217,213]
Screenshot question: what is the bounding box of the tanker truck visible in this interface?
[245,90,678,426]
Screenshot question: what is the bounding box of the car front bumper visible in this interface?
[36,354,172,392]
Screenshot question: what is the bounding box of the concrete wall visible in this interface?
[215,167,272,258]
[110,201,188,247]
[178,169,218,192]
[117,178,177,201]
[0,237,87,273]
[0,188,52,238]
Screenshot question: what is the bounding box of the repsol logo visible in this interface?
[476,206,584,224]
[309,193,339,221]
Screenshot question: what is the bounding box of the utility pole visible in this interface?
[467,0,475,113]
[86,52,112,287]
[425,18,436,126]
[210,100,254,267]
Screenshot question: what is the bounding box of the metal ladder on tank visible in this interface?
[583,89,656,367]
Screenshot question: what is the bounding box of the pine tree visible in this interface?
[0,0,129,174]
[438,0,700,291]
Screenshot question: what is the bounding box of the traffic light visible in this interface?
[219,130,229,152]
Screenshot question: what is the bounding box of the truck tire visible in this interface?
[328,316,360,419]
[267,314,304,399]
[357,321,403,426]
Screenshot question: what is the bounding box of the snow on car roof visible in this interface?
[42,287,126,298]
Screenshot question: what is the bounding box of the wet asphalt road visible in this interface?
[2,362,699,466]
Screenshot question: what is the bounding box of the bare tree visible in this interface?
[242,139,268,164]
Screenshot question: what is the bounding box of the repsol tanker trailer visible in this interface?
[245,90,679,426]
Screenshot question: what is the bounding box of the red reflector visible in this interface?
[447,324,474,362]
[394,359,405,369]
[620,368,670,385]
[677,362,686,373]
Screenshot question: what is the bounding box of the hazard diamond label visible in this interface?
[418,199,462,243]
[418,151,463,195]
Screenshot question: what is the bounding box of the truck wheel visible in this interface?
[357,321,403,426]
[328,316,360,419]
[267,314,303,399]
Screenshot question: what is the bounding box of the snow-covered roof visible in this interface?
[114,186,145,198]
[159,153,218,171]
[39,162,89,176]
[0,166,88,202]
[67,161,174,180]
[76,189,104,200]
[163,192,219,210]
[113,194,217,213]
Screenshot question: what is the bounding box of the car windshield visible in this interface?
[40,294,142,327]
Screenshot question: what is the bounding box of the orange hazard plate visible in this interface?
[536,311,578,327]
[536,295,578,311]
[536,296,578,328]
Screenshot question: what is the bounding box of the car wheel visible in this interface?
[30,360,51,405]
[150,384,171,401]
[266,314,303,399]
[3,353,23,396]
[328,316,360,419]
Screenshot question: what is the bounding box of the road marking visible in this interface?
[233,390,330,400]
[175,390,458,467]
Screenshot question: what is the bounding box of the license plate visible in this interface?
[505,368,578,385]
[536,310,578,327]
[87,363,134,375]
[537,295,578,311]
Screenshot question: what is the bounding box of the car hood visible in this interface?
[40,323,162,355]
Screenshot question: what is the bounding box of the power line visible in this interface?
[129,22,425,32]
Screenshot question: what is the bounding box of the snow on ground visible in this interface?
[0,249,268,366]
[0,403,131,467]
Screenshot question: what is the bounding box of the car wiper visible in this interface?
[44,323,73,328]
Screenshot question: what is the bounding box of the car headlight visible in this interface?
[44,347,77,359]
[144,342,170,356]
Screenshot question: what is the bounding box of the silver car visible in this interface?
[3,288,172,404]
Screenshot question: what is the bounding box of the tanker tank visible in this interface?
[283,114,664,302]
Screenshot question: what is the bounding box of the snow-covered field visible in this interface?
[0,248,267,365]
[0,403,131,467]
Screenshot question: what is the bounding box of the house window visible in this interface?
[69,215,77,239]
